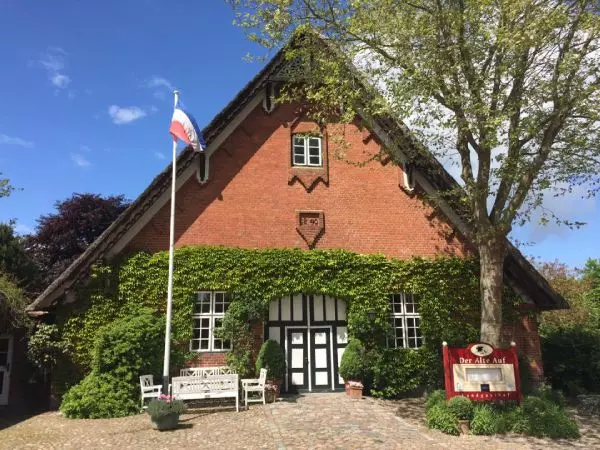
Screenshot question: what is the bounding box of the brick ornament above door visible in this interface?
[296,211,325,249]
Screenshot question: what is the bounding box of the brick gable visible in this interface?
[127,103,469,259]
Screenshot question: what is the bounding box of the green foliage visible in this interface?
[470,404,497,435]
[541,325,600,396]
[425,390,447,411]
[0,271,31,333]
[426,403,459,436]
[146,397,186,420]
[447,396,473,421]
[518,396,580,439]
[339,339,366,381]
[59,310,172,419]
[369,347,441,398]
[60,372,139,419]
[0,222,37,287]
[0,174,14,199]
[28,324,70,370]
[255,339,285,380]
[92,310,168,384]
[53,247,494,397]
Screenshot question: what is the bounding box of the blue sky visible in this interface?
[0,1,597,269]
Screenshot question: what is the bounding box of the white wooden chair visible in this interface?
[139,375,162,409]
[241,368,267,410]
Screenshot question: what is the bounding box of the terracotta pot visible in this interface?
[151,413,179,431]
[266,379,281,403]
[344,381,363,399]
[458,419,470,435]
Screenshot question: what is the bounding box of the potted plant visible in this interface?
[256,339,285,402]
[147,394,186,431]
[447,396,473,435]
[339,339,366,399]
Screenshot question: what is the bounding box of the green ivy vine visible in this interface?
[53,246,521,390]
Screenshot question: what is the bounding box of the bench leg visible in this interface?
[262,389,265,405]
[245,389,248,411]
[236,393,239,412]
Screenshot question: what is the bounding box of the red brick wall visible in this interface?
[502,307,544,384]
[127,103,469,258]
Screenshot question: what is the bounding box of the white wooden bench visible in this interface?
[171,374,239,412]
[179,366,235,377]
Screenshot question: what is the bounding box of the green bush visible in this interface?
[339,339,366,381]
[60,372,139,419]
[425,390,447,411]
[447,396,473,420]
[426,403,459,435]
[533,384,566,408]
[541,325,600,396]
[28,324,71,370]
[255,339,285,380]
[146,396,186,420]
[518,396,580,439]
[369,347,441,398]
[92,309,166,384]
[470,404,497,435]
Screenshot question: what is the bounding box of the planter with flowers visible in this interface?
[256,339,286,402]
[147,394,186,431]
[339,339,366,399]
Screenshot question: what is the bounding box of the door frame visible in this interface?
[0,335,14,406]
[284,325,335,392]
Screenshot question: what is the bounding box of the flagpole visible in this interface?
[162,89,179,395]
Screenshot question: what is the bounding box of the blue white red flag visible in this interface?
[169,102,205,152]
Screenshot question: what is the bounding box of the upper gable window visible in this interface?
[292,135,322,167]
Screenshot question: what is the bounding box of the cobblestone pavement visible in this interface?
[0,393,596,449]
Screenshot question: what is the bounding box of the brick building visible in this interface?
[26,41,565,395]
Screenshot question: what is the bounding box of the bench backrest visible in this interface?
[140,375,156,393]
[172,374,239,396]
[258,368,267,388]
[179,366,236,377]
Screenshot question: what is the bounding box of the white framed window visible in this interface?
[389,293,423,349]
[292,134,322,167]
[191,291,232,352]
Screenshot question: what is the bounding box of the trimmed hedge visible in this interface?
[339,339,366,381]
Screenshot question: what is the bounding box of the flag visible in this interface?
[169,102,205,152]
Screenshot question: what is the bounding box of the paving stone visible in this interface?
[0,393,597,449]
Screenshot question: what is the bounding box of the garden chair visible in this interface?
[139,375,162,409]
[241,368,267,410]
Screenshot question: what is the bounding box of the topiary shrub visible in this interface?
[28,324,71,371]
[447,395,473,421]
[60,372,138,419]
[60,309,172,419]
[426,403,459,435]
[470,404,497,435]
[255,339,285,380]
[425,390,447,411]
[339,339,365,382]
[92,309,167,384]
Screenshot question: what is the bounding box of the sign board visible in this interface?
[442,342,521,402]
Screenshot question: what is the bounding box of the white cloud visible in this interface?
[80,145,92,152]
[145,76,176,100]
[70,153,90,167]
[14,222,34,235]
[108,105,147,125]
[39,47,71,89]
[154,151,166,160]
[150,105,158,113]
[0,133,34,148]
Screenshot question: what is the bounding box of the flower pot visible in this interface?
[458,420,470,435]
[151,412,179,431]
[344,381,363,399]
[265,379,281,403]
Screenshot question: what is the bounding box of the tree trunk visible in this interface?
[479,238,506,346]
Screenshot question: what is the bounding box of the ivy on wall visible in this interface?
[53,246,521,391]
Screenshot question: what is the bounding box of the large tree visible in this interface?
[227,0,600,344]
[27,193,130,290]
[0,222,38,290]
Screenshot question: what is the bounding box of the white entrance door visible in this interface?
[0,335,13,405]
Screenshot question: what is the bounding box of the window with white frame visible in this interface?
[389,293,423,349]
[191,291,232,351]
[292,134,323,167]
